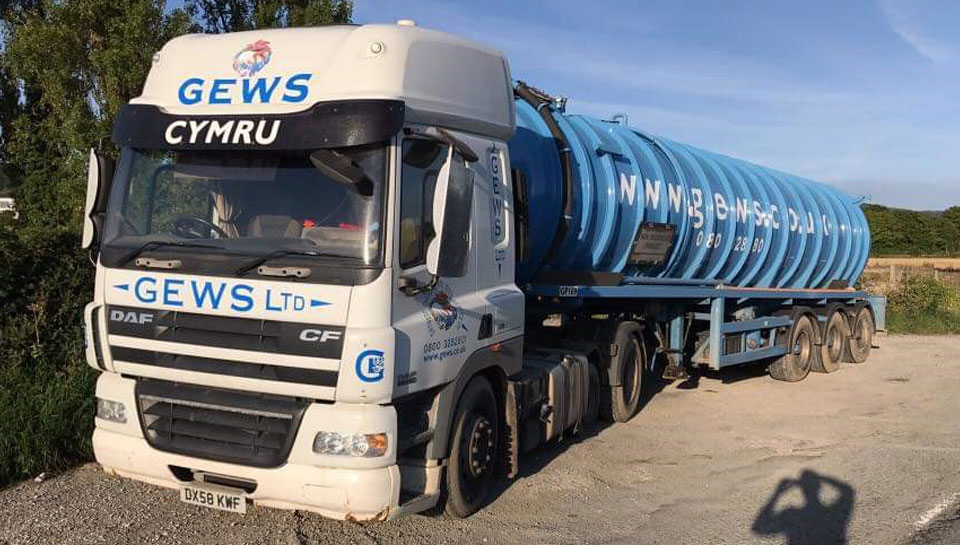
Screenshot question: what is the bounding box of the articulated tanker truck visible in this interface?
[81,21,885,520]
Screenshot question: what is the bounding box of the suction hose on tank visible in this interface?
[514,81,575,266]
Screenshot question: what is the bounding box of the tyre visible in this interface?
[443,376,500,518]
[843,306,874,363]
[813,309,849,373]
[769,315,816,382]
[600,321,644,423]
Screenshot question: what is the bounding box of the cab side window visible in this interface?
[399,139,448,268]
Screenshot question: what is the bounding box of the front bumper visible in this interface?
[93,373,402,521]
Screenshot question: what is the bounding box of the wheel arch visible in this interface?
[777,305,821,344]
[424,337,522,461]
[818,302,851,333]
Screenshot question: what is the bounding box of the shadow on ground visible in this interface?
[752,469,855,545]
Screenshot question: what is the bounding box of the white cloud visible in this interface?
[880,0,953,63]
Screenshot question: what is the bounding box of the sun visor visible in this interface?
[111,100,404,151]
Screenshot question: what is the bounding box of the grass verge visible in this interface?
[886,309,960,335]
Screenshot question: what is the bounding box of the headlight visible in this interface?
[313,431,388,457]
[96,398,127,423]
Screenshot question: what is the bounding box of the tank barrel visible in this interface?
[509,84,870,289]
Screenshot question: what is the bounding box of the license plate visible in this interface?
[180,484,247,514]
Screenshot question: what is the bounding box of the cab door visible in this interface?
[390,133,485,396]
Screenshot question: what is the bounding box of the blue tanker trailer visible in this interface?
[511,82,882,385]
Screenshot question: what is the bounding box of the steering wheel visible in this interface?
[172,215,230,239]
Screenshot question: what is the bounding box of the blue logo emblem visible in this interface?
[355,350,385,383]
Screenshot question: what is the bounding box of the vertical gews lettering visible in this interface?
[489,149,505,244]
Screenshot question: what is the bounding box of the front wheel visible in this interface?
[600,321,644,423]
[444,377,500,518]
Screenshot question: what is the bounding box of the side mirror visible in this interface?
[81,148,115,250]
[426,148,474,278]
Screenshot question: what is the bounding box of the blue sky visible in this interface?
[351,0,959,210]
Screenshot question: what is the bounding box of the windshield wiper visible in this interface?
[234,249,336,277]
[120,240,224,265]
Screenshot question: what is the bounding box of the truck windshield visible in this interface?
[102,143,387,268]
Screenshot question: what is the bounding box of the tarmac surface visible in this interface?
[2,334,959,545]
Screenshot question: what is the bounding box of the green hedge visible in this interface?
[886,274,960,335]
[0,224,96,484]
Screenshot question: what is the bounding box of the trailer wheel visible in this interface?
[600,321,644,423]
[813,309,849,373]
[444,376,500,518]
[769,315,815,382]
[844,306,874,363]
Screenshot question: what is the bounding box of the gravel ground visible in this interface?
[2,334,960,545]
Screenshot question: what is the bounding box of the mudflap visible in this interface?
[504,380,520,479]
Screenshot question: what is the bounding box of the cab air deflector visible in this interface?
[112,100,405,151]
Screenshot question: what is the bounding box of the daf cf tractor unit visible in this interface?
[81,22,883,520]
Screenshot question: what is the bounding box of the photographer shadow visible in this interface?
[752,469,855,545]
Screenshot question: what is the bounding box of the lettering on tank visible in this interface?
[619,173,836,251]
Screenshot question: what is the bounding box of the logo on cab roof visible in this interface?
[233,39,272,77]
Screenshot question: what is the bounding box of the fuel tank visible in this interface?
[508,86,870,288]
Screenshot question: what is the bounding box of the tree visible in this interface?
[187,0,352,33]
[943,206,960,243]
[3,0,194,231]
[863,204,960,256]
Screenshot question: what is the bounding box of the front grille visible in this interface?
[106,305,346,359]
[136,379,308,468]
[113,346,337,387]
[106,306,342,392]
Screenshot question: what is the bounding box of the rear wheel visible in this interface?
[813,309,849,373]
[844,306,874,363]
[769,315,816,382]
[600,321,644,423]
[444,377,500,518]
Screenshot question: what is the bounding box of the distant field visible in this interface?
[868,257,960,271]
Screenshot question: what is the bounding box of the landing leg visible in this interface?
[661,315,689,380]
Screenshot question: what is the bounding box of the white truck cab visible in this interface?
[84,22,526,520]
